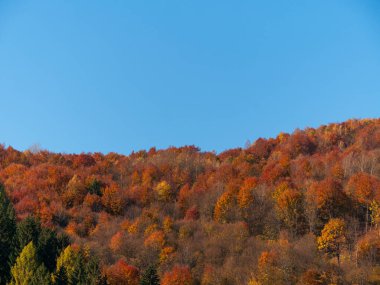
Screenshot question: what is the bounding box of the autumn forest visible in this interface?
[1,118,380,285]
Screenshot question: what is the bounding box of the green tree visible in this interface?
[15,216,42,257]
[0,184,17,285]
[15,216,69,272]
[53,245,104,285]
[84,255,106,285]
[53,266,68,285]
[9,242,50,285]
[54,245,81,284]
[38,228,70,272]
[140,265,160,285]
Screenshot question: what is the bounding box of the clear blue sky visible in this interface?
[0,1,379,154]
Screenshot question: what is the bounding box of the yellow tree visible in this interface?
[155,181,172,202]
[55,245,79,282]
[275,188,306,237]
[9,242,50,285]
[214,191,234,223]
[317,218,346,267]
[237,177,256,219]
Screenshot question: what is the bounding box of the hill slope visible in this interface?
[1,118,379,284]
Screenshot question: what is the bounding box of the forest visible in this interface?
[0,118,379,285]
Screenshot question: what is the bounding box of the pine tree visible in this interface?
[9,242,50,285]
[0,184,17,285]
[140,265,160,285]
[15,216,69,273]
[55,245,79,284]
[53,266,68,285]
[15,216,42,259]
[37,228,69,272]
[54,245,104,285]
[84,255,106,285]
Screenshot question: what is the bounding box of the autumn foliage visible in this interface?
[0,118,379,284]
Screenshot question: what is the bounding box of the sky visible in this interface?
[0,1,379,154]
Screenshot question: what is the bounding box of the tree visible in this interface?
[15,216,69,272]
[317,218,347,267]
[256,250,286,285]
[0,184,17,284]
[54,245,104,285]
[144,230,165,250]
[237,177,256,219]
[161,265,192,285]
[140,265,160,285]
[214,191,235,223]
[54,245,87,284]
[9,242,50,285]
[102,184,124,215]
[83,255,106,285]
[16,216,41,253]
[299,269,327,285]
[106,259,139,285]
[63,175,87,208]
[306,178,348,232]
[347,172,379,232]
[155,181,173,202]
[275,188,307,236]
[37,228,69,272]
[109,231,125,253]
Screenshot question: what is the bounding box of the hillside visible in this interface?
[1,118,380,284]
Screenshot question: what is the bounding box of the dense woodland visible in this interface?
[1,118,380,284]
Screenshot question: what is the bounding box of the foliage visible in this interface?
[9,242,50,285]
[0,119,379,283]
[0,184,17,284]
[139,265,160,285]
[161,265,192,285]
[317,218,347,265]
[106,259,139,285]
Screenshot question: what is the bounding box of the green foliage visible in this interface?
[0,184,17,285]
[84,255,107,285]
[37,228,70,272]
[53,245,104,285]
[87,179,102,196]
[140,265,160,285]
[16,216,41,252]
[9,242,50,285]
[15,216,69,272]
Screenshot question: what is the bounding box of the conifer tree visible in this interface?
[0,184,17,285]
[9,242,50,285]
[140,265,160,285]
[15,216,69,272]
[54,245,104,285]
[55,245,80,284]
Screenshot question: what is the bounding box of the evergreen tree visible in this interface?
[54,245,104,285]
[33,265,52,285]
[15,216,69,272]
[0,184,17,285]
[55,245,80,284]
[84,255,107,285]
[53,266,68,285]
[140,265,160,285]
[9,242,50,285]
[15,216,42,257]
[37,228,69,272]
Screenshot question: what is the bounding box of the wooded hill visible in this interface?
[0,118,379,284]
